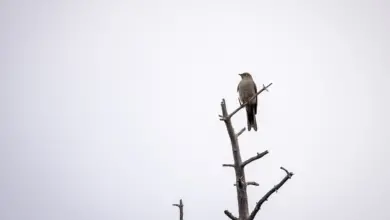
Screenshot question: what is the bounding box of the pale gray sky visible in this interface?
[1,0,390,220]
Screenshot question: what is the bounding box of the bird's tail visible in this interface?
[246,105,258,132]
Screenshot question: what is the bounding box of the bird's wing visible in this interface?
[237,82,242,105]
[253,82,258,114]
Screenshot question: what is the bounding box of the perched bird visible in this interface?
[237,72,258,131]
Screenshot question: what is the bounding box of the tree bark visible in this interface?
[220,99,249,220]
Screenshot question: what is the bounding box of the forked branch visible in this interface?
[219,98,250,219]
[247,167,294,220]
[233,181,259,187]
[173,199,184,220]
[241,151,269,168]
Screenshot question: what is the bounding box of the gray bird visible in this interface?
[237,72,258,131]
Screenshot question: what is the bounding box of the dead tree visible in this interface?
[172,199,184,220]
[219,83,294,220]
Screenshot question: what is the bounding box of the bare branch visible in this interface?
[281,166,293,176]
[225,83,273,120]
[173,199,183,207]
[224,210,238,220]
[247,181,259,186]
[235,127,246,138]
[173,199,184,220]
[219,82,293,220]
[219,98,250,219]
[219,99,229,121]
[234,181,259,187]
[241,150,269,168]
[223,164,235,167]
[248,167,294,220]
[262,83,270,92]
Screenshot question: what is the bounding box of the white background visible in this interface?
[1,0,389,220]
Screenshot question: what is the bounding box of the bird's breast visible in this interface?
[238,80,256,103]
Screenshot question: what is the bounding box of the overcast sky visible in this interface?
[1,0,390,220]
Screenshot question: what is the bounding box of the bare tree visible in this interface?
[172,199,184,220]
[219,83,294,220]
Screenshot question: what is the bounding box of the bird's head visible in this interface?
[239,72,252,79]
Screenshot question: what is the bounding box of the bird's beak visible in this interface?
[238,73,243,76]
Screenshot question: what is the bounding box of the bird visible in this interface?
[237,72,258,131]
